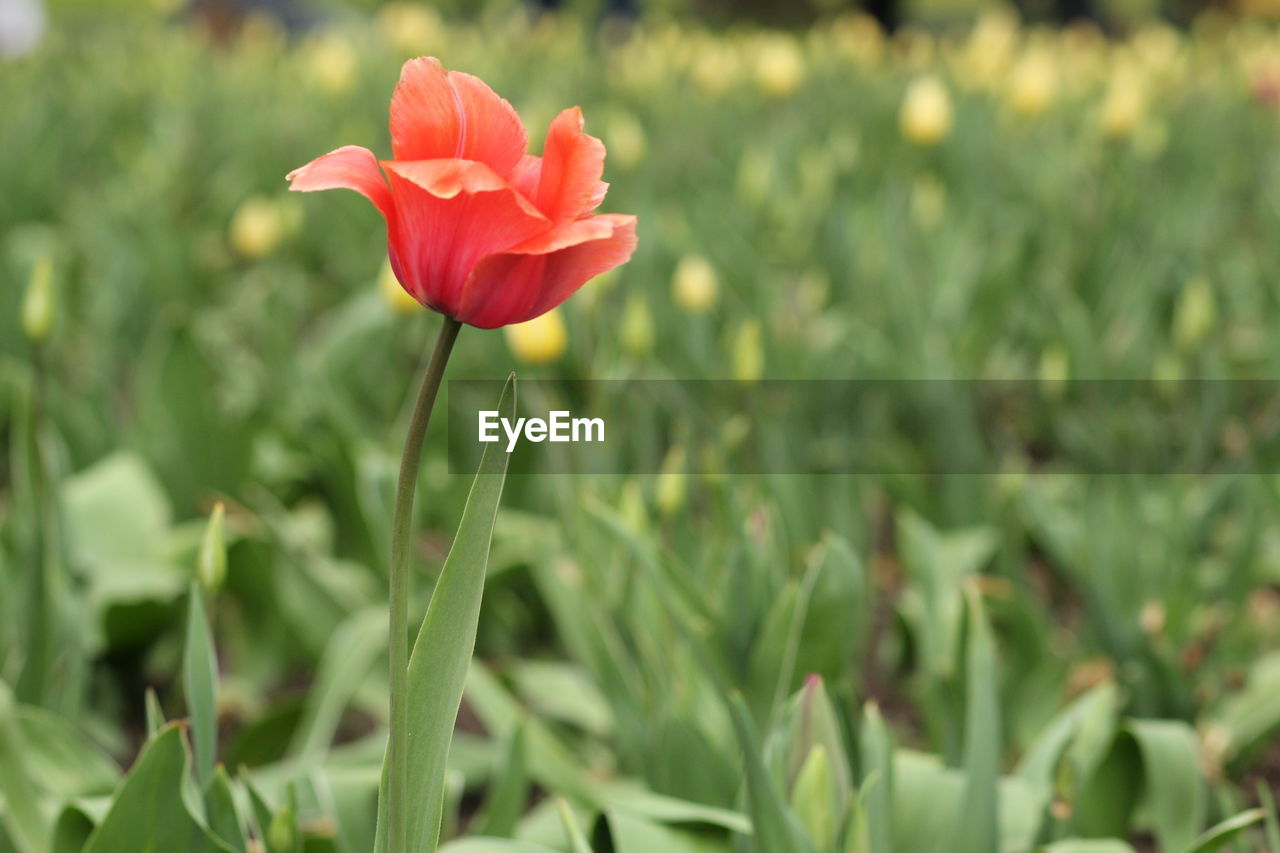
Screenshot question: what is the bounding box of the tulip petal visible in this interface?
[382,159,550,315]
[389,57,528,179]
[286,145,392,219]
[535,107,609,222]
[458,214,638,328]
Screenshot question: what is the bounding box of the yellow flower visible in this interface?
[378,260,422,315]
[754,35,806,99]
[605,112,647,171]
[672,255,719,313]
[692,44,739,96]
[621,297,655,356]
[1006,49,1057,117]
[1173,276,1216,351]
[378,2,443,57]
[504,308,568,365]
[732,319,764,382]
[910,173,947,231]
[1039,343,1069,398]
[21,256,55,344]
[900,74,953,146]
[229,195,286,260]
[1098,66,1146,138]
[959,7,1019,91]
[655,445,688,516]
[304,31,359,96]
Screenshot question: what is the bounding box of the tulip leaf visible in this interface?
[1125,720,1206,853]
[1178,809,1266,853]
[183,581,219,789]
[82,724,229,853]
[376,374,516,853]
[957,586,1000,853]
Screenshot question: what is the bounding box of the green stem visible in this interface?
[388,315,462,853]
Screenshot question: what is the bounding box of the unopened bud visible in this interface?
[21,256,55,344]
[198,503,227,597]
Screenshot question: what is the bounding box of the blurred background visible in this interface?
[3,0,1280,851]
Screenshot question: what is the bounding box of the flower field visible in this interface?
[3,3,1280,852]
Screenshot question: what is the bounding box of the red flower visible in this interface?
[288,57,638,329]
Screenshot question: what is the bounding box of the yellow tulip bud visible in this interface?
[910,173,947,232]
[304,31,359,96]
[755,36,805,99]
[1173,276,1215,352]
[621,297,654,356]
[673,255,719,314]
[504,308,568,365]
[378,260,422,315]
[1039,343,1069,399]
[655,445,687,516]
[732,319,764,383]
[198,502,227,598]
[21,256,55,344]
[229,195,285,260]
[1007,50,1057,117]
[378,2,442,57]
[900,74,953,146]
[605,112,647,171]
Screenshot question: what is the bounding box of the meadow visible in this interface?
[3,3,1280,851]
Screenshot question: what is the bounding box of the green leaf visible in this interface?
[183,582,219,789]
[477,721,529,838]
[82,724,226,853]
[288,606,385,761]
[603,811,731,853]
[438,840,559,853]
[858,704,894,853]
[205,766,248,853]
[0,681,49,853]
[1126,720,1206,853]
[145,688,165,739]
[1036,842,1138,853]
[556,797,593,853]
[726,693,816,853]
[957,587,1000,853]
[1178,810,1265,853]
[376,375,516,853]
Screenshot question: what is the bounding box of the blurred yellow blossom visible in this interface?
[732,319,765,382]
[655,445,688,515]
[605,112,647,171]
[378,260,422,315]
[910,173,947,231]
[692,44,739,96]
[1173,276,1216,351]
[959,6,1020,90]
[621,296,655,356]
[901,74,953,146]
[230,195,290,260]
[754,36,806,99]
[1098,65,1147,138]
[21,256,55,344]
[304,31,359,96]
[504,308,568,365]
[1006,48,1057,117]
[673,255,719,313]
[378,2,443,57]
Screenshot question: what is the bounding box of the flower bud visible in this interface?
[1173,276,1215,352]
[378,2,443,57]
[230,195,286,260]
[790,746,837,849]
[304,31,359,96]
[21,256,55,344]
[655,445,687,516]
[732,319,764,383]
[910,173,947,232]
[672,255,719,314]
[900,74,952,146]
[755,36,805,99]
[198,502,227,597]
[621,297,654,356]
[378,259,423,315]
[605,112,647,171]
[1007,50,1057,117]
[1039,343,1069,400]
[504,308,568,365]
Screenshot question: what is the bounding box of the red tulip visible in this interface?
[288,57,638,328]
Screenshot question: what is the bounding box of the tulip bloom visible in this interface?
[287,57,637,329]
